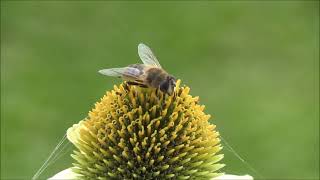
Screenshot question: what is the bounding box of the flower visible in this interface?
[50,80,251,179]
[49,168,253,180]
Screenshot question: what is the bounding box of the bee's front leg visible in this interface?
[172,91,176,99]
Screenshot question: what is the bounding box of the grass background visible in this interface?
[1,1,319,179]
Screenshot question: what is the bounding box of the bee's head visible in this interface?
[160,75,176,95]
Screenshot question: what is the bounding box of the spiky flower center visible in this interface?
[70,80,224,179]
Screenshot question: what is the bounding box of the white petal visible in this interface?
[213,174,253,180]
[48,168,79,180]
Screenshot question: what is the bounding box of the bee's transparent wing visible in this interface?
[98,67,142,81]
[138,43,162,68]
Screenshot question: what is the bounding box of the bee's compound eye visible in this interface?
[160,81,168,92]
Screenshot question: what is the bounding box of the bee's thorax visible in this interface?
[146,68,167,88]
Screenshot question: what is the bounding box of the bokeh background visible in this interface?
[1,1,319,179]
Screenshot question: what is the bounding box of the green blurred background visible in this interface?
[1,1,319,179]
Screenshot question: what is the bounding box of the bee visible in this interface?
[98,43,176,95]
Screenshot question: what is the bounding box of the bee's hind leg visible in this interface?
[127,81,148,88]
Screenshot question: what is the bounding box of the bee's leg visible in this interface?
[127,81,148,88]
[123,82,129,90]
[173,91,176,99]
[126,81,140,86]
[137,84,148,88]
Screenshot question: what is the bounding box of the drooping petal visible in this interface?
[48,168,79,180]
[213,174,253,180]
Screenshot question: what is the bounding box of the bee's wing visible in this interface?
[138,43,162,68]
[98,67,142,81]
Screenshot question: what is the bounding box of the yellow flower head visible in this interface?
[67,80,224,179]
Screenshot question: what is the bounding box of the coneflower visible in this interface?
[59,80,225,179]
[50,79,254,180]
